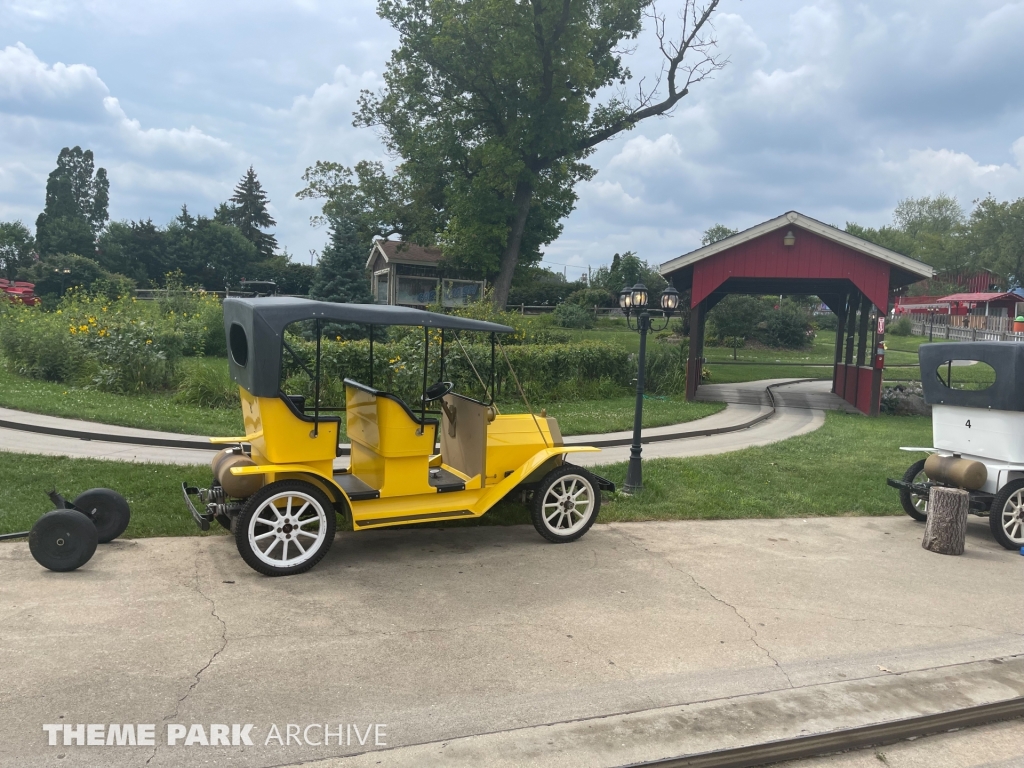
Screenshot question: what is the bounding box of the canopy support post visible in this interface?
[313,318,321,437]
[369,326,374,389]
[420,325,429,434]
[490,332,496,404]
[439,328,445,381]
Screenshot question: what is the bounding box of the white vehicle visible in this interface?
[888,342,1024,550]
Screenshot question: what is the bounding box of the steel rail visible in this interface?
[625,696,1024,768]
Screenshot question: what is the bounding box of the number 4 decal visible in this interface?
[965,419,971,428]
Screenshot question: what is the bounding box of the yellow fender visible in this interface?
[472,446,599,513]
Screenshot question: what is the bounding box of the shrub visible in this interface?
[0,287,184,392]
[888,316,913,336]
[755,302,814,348]
[566,287,615,308]
[813,312,838,331]
[552,302,594,329]
[174,359,239,409]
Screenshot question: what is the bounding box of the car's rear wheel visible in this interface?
[989,479,1024,551]
[235,480,336,576]
[531,464,601,543]
[899,459,929,522]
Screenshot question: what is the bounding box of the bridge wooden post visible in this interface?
[686,299,706,401]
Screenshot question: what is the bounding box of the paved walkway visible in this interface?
[2,516,1021,767]
[0,379,827,466]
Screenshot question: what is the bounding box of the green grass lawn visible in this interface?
[0,411,929,538]
[0,357,246,436]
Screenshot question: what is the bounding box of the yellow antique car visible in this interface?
[183,297,613,575]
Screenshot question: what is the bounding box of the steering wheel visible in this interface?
[422,381,454,403]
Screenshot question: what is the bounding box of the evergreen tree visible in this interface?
[225,167,278,259]
[310,216,374,338]
[35,146,109,257]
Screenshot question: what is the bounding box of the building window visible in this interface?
[375,274,389,303]
[442,279,484,307]
[396,276,439,305]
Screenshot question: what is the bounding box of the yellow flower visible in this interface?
[79,324,88,332]
[102,306,108,312]
[56,309,62,314]
[146,339,153,344]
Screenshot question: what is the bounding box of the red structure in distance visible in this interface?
[660,212,934,416]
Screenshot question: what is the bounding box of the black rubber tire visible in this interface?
[989,478,1024,551]
[29,509,98,571]
[899,459,929,522]
[530,464,601,543]
[72,488,131,543]
[235,480,336,576]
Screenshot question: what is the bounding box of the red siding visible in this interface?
[855,367,875,414]
[691,227,891,310]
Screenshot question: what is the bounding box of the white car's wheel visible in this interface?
[235,480,336,576]
[990,479,1024,551]
[530,465,601,543]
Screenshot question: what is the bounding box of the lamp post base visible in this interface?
[623,456,643,495]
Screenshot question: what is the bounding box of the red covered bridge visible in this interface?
[660,212,934,416]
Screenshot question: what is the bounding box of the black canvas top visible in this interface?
[919,342,1024,411]
[223,297,513,397]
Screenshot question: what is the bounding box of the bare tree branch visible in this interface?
[573,0,725,155]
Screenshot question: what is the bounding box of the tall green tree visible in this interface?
[310,216,375,307]
[166,210,257,290]
[35,146,109,257]
[356,0,725,307]
[968,196,1024,288]
[846,194,968,273]
[590,251,666,295]
[223,167,278,259]
[96,219,168,285]
[0,221,36,280]
[296,160,441,254]
[309,216,375,338]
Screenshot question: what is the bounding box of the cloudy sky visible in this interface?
[2,0,1023,279]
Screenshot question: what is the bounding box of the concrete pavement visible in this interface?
[2,515,1021,767]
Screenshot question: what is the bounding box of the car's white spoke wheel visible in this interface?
[236,480,336,576]
[989,479,1024,551]
[531,465,601,543]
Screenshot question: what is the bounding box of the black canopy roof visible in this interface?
[919,342,1024,412]
[223,297,513,397]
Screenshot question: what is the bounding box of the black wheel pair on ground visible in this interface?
[899,459,1024,551]
[230,464,604,577]
[27,489,131,571]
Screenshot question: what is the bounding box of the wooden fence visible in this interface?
[909,320,1024,343]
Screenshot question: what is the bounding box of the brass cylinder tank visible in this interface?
[215,453,264,499]
[924,454,987,491]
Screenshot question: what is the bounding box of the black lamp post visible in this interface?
[620,282,680,494]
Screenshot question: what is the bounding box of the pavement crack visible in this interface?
[615,528,794,688]
[145,541,228,766]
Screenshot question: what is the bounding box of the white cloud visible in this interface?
[0,42,108,119]
[102,96,234,163]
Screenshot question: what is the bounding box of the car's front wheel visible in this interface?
[530,464,601,543]
[235,480,336,576]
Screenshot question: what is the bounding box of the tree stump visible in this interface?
[922,487,969,555]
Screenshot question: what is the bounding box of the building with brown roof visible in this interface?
[366,240,486,307]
